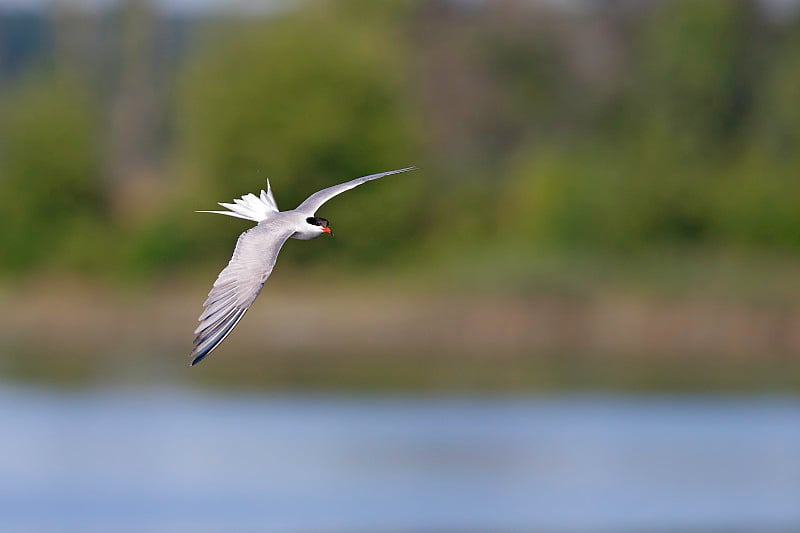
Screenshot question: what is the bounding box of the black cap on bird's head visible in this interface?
[306,216,333,235]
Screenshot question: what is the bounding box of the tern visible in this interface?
[189,167,416,366]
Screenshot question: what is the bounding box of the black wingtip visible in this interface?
[187,307,249,368]
[189,346,212,366]
[386,166,417,174]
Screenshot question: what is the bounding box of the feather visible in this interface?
[196,181,280,222]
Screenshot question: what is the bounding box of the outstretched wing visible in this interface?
[189,224,293,366]
[295,167,416,215]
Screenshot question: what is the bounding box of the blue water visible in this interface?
[0,385,798,533]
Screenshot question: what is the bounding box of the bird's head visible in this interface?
[306,216,333,236]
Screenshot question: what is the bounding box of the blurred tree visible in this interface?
[412,0,563,174]
[498,1,766,253]
[0,71,103,271]
[4,0,800,279]
[500,144,643,252]
[746,26,800,165]
[177,0,423,265]
[713,24,800,250]
[622,0,758,246]
[635,0,757,148]
[107,0,161,217]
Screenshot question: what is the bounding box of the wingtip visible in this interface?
[188,351,206,366]
[188,343,211,366]
[383,166,417,177]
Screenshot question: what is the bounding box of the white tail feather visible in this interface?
[197,179,279,222]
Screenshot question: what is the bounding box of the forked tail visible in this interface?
[196,180,279,222]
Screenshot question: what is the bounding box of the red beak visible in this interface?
[322,227,332,235]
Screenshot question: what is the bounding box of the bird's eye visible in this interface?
[306,217,329,227]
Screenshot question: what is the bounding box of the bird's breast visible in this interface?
[290,230,323,241]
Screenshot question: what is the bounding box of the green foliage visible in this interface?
[634,0,756,147]
[712,32,800,250]
[496,1,800,256]
[3,0,800,279]
[501,145,648,251]
[177,0,422,265]
[0,71,103,270]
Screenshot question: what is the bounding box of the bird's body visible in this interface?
[189,167,416,366]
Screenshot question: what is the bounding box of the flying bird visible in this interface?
[189,167,417,366]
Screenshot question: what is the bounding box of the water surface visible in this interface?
[0,385,798,532]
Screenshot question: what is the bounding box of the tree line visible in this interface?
[1,0,799,277]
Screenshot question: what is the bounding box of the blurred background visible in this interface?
[1,0,799,531]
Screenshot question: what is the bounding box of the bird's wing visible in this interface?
[189,224,293,366]
[295,167,416,215]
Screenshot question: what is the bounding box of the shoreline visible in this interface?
[1,278,798,391]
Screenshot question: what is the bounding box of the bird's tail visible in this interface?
[196,180,279,222]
